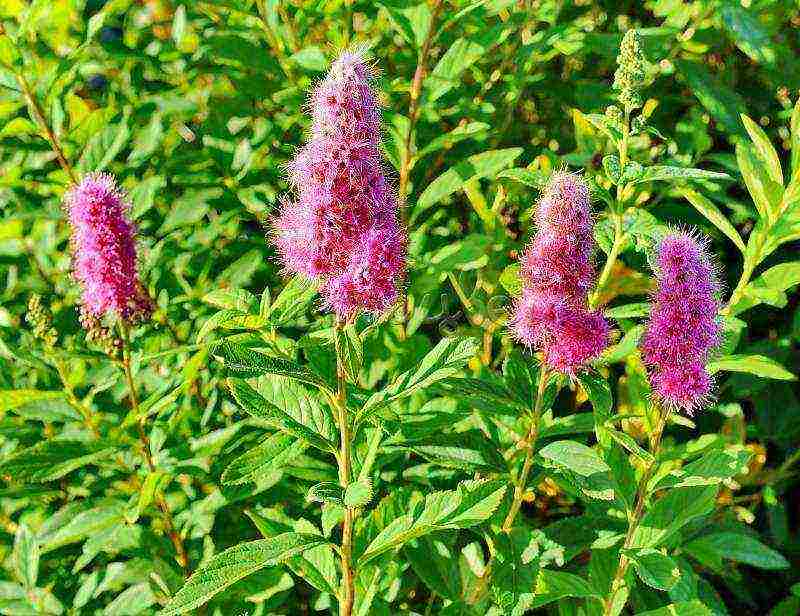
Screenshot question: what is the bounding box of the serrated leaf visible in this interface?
[357,337,479,426]
[414,148,522,222]
[357,480,506,566]
[215,342,332,391]
[629,548,680,591]
[307,482,344,506]
[159,533,327,615]
[539,440,610,477]
[741,114,782,186]
[221,433,305,486]
[684,532,789,570]
[227,379,337,452]
[335,324,363,383]
[202,288,256,312]
[404,431,506,473]
[13,524,38,589]
[630,166,730,185]
[0,441,114,483]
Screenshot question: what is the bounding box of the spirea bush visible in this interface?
[1,2,799,616]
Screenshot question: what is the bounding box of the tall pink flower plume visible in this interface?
[510,172,609,374]
[273,49,406,319]
[641,232,722,413]
[65,173,150,323]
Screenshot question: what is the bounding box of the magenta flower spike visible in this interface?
[274,48,406,319]
[641,232,722,413]
[65,173,150,324]
[510,172,609,374]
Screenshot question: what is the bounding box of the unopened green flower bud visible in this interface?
[614,30,647,113]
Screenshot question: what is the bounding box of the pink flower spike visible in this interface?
[510,171,609,374]
[641,231,722,413]
[273,48,407,318]
[65,173,150,323]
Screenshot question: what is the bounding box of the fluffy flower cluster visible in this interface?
[510,172,609,374]
[274,49,406,318]
[641,232,722,413]
[65,173,150,323]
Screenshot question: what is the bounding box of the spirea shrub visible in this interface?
[2,4,799,616]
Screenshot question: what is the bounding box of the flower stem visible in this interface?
[15,72,77,185]
[502,366,550,532]
[398,0,444,215]
[602,406,669,615]
[468,365,551,604]
[334,322,355,616]
[120,323,190,575]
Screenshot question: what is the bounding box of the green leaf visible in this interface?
[158,188,221,235]
[680,188,745,252]
[604,303,650,319]
[684,532,789,570]
[13,524,39,589]
[427,29,505,101]
[635,601,713,616]
[215,342,332,391]
[357,337,478,425]
[741,114,782,185]
[707,354,795,380]
[631,486,717,549]
[675,60,748,138]
[736,142,783,220]
[266,276,318,324]
[202,288,257,312]
[413,148,522,221]
[721,5,776,66]
[0,441,113,483]
[0,390,66,413]
[227,378,337,452]
[307,482,344,506]
[159,533,328,615]
[628,548,680,591]
[77,118,130,173]
[221,433,306,486]
[630,166,730,185]
[496,167,548,188]
[500,264,522,297]
[539,440,610,477]
[655,449,751,489]
[404,431,507,473]
[290,46,327,71]
[606,429,654,464]
[335,324,363,383]
[380,1,432,48]
[530,569,599,608]
[357,480,506,566]
[733,262,800,313]
[417,122,490,161]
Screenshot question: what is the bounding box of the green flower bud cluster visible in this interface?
[26,294,58,347]
[613,30,647,113]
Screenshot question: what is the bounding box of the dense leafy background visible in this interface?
[1,0,800,615]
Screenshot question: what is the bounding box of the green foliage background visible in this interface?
[1,0,800,615]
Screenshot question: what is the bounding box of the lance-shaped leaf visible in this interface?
[227,379,337,453]
[0,441,114,483]
[159,533,328,615]
[357,480,506,566]
[630,166,730,185]
[214,342,332,392]
[707,354,795,380]
[356,337,478,426]
[221,433,306,486]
